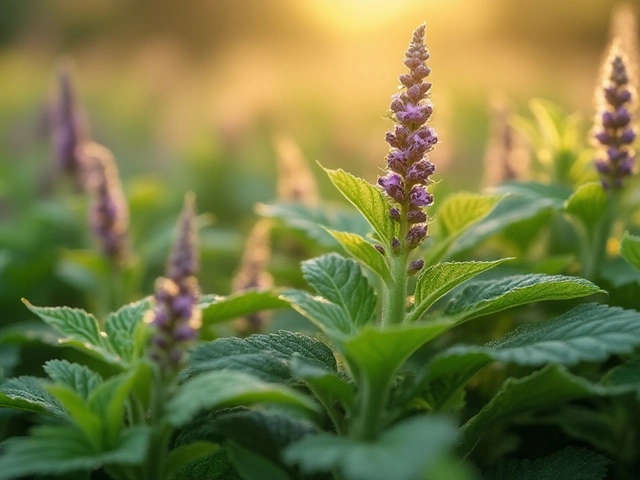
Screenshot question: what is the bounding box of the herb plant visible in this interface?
[1,18,640,480]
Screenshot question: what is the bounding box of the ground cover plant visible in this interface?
[1,9,640,480]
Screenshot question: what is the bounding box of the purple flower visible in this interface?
[375,24,436,250]
[593,43,637,189]
[148,194,201,373]
[51,59,90,187]
[80,143,129,265]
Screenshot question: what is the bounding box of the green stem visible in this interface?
[582,194,618,281]
[353,375,389,441]
[382,208,409,326]
[144,372,174,480]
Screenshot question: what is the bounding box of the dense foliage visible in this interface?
[1,14,640,480]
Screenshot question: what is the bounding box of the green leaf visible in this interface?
[301,254,377,328]
[167,370,319,427]
[328,230,391,283]
[0,376,65,417]
[200,290,289,326]
[344,322,453,390]
[172,448,241,480]
[0,425,151,480]
[564,183,608,229]
[602,354,640,390]
[165,442,219,480]
[620,233,640,272]
[482,447,610,480]
[458,365,628,457]
[257,202,371,247]
[438,193,504,237]
[46,385,102,448]
[43,360,102,400]
[290,355,355,412]
[427,193,503,262]
[227,442,291,480]
[185,331,337,383]
[407,259,511,323]
[440,274,602,326]
[105,298,151,363]
[22,300,117,364]
[325,168,395,244]
[205,409,319,464]
[417,303,640,411]
[282,290,353,336]
[284,415,457,480]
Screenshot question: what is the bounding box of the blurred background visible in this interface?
[0,0,631,321]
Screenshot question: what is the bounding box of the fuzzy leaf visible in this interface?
[207,409,319,464]
[43,360,102,400]
[22,301,117,364]
[458,365,629,457]
[0,376,65,417]
[185,330,336,383]
[200,290,289,326]
[419,303,640,410]
[408,259,511,322]
[302,254,376,328]
[0,425,151,479]
[325,168,395,244]
[620,233,640,272]
[328,230,391,283]
[284,416,457,480]
[440,274,602,325]
[290,356,355,411]
[172,448,241,480]
[282,289,353,336]
[167,370,319,427]
[482,447,610,480]
[105,298,151,363]
[564,183,608,230]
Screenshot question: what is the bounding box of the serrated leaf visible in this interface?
[200,290,289,326]
[325,168,395,244]
[0,425,151,480]
[621,233,640,272]
[440,274,602,326]
[43,360,102,400]
[172,448,241,480]
[207,409,319,464]
[105,298,151,363]
[328,230,391,283]
[407,259,511,323]
[426,193,504,263]
[301,254,376,329]
[185,331,336,383]
[438,193,504,237]
[167,370,319,427]
[284,415,457,480]
[458,365,629,457]
[0,376,65,417]
[417,303,640,410]
[482,447,610,480]
[564,183,608,229]
[22,301,117,364]
[282,289,353,336]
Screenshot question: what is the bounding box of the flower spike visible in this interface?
[378,24,436,250]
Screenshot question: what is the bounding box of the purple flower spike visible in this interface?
[80,143,130,265]
[375,24,436,249]
[51,59,90,188]
[147,194,202,374]
[593,42,637,190]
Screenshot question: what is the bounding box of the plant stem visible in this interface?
[352,374,391,441]
[144,372,173,480]
[583,193,618,281]
[382,208,409,326]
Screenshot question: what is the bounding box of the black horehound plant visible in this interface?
[2,23,640,480]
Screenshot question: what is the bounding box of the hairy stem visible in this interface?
[382,209,410,326]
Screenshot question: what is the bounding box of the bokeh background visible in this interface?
[0,0,631,319]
